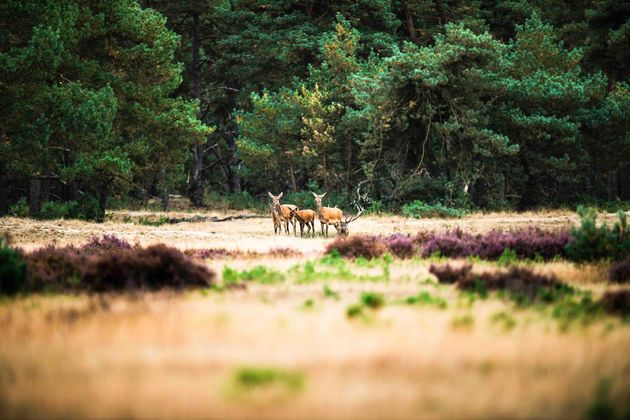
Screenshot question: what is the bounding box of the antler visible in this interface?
[344,203,364,223]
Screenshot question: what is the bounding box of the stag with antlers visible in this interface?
[268,192,299,235]
[338,203,364,237]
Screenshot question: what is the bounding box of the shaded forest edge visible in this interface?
[1,1,629,221]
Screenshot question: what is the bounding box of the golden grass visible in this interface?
[1,211,629,418]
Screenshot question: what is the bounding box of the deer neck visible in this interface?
[316,202,325,219]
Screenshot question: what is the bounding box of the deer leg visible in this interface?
[320,221,325,236]
[325,223,329,236]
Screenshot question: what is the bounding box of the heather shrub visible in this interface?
[25,246,85,292]
[325,235,386,259]
[421,227,569,260]
[609,256,630,283]
[429,263,472,284]
[81,235,133,256]
[565,207,630,262]
[386,235,415,258]
[0,245,27,295]
[458,266,571,304]
[185,248,235,259]
[82,245,215,291]
[600,289,630,316]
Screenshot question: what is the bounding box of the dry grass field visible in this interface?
[1,210,629,418]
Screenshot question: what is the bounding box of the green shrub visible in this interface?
[39,201,82,220]
[404,291,447,308]
[233,366,305,391]
[360,291,385,309]
[346,303,364,318]
[0,245,27,295]
[565,207,630,262]
[8,197,29,217]
[222,265,285,284]
[401,200,466,219]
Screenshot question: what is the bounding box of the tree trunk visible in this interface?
[226,129,241,193]
[29,178,41,216]
[187,11,205,206]
[288,161,297,193]
[405,2,419,43]
[160,167,170,212]
[97,184,108,223]
[608,169,620,201]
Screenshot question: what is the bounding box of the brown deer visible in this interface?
[268,192,299,235]
[311,192,343,237]
[270,201,282,234]
[338,204,364,237]
[290,208,316,237]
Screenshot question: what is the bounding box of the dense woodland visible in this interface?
[1,0,629,220]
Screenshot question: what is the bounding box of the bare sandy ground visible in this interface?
[0,209,620,253]
[0,211,629,418]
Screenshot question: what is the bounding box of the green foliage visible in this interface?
[323,284,339,299]
[551,294,604,330]
[565,207,630,261]
[360,291,385,309]
[490,311,517,331]
[404,291,448,309]
[222,265,285,285]
[497,248,518,267]
[0,245,27,296]
[8,198,29,218]
[233,366,305,392]
[402,201,466,219]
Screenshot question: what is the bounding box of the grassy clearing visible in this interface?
[1,211,630,418]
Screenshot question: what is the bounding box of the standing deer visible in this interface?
[268,192,299,235]
[270,201,282,234]
[338,204,364,237]
[311,192,343,237]
[290,208,316,237]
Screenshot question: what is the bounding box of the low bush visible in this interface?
[39,201,82,220]
[565,207,630,262]
[608,256,630,283]
[25,245,84,292]
[233,366,305,391]
[404,291,447,308]
[600,289,630,316]
[360,291,385,309]
[421,228,570,260]
[429,263,472,284]
[402,200,466,219]
[325,235,386,260]
[81,235,133,256]
[83,245,214,291]
[0,245,28,295]
[385,235,415,258]
[8,197,29,217]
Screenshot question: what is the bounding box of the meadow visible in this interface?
[1,209,629,419]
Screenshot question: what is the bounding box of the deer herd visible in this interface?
[268,192,363,237]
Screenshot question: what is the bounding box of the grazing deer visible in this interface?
[338,204,364,237]
[311,192,343,237]
[290,208,316,237]
[268,192,299,235]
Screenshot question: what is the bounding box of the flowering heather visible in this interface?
[609,257,630,284]
[325,235,386,259]
[421,227,570,260]
[83,245,214,291]
[385,235,416,259]
[81,235,133,256]
[25,245,85,292]
[185,248,236,259]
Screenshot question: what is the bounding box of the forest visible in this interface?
[1,0,629,220]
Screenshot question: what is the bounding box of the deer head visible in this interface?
[338,204,364,237]
[311,191,326,207]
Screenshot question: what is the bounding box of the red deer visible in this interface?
[290,208,316,237]
[311,192,343,237]
[268,192,299,235]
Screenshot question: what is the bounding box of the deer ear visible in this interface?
[278,192,283,199]
[311,192,317,198]
[268,192,274,199]
[322,192,327,198]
